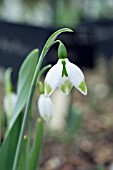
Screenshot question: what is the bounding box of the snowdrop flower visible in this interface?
[4,92,17,118]
[38,94,53,123]
[45,43,87,96]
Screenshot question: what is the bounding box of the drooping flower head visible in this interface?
[38,94,53,123]
[45,43,87,96]
[38,82,54,123]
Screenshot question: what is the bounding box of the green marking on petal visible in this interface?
[45,81,52,95]
[62,60,68,77]
[79,81,87,93]
[61,80,72,94]
[43,114,51,122]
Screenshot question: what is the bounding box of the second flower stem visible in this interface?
[12,51,44,170]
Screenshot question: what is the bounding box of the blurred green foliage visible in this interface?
[0,0,113,26]
[0,111,6,144]
[67,105,83,135]
[97,165,105,170]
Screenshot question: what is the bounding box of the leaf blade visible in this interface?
[17,136,27,170]
[8,49,39,132]
[28,119,43,170]
[0,114,22,170]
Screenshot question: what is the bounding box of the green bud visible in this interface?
[24,135,27,141]
[58,42,67,59]
[39,82,44,94]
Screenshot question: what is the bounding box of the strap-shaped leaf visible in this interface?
[17,136,27,170]
[8,49,39,132]
[28,119,43,170]
[0,114,22,170]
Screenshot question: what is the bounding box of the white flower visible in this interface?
[3,92,17,118]
[38,94,53,122]
[45,58,87,96]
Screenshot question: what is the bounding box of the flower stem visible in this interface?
[12,28,72,170]
[12,52,44,170]
[13,40,57,170]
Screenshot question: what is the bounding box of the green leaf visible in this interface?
[8,49,39,132]
[0,113,22,170]
[17,49,38,95]
[0,111,6,144]
[17,136,27,170]
[67,106,83,134]
[97,165,105,170]
[28,119,43,170]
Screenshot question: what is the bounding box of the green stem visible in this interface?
[37,64,51,81]
[12,52,45,170]
[12,28,72,170]
[25,116,33,170]
[12,41,60,170]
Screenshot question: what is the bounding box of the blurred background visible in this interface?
[0,0,113,26]
[1,0,113,170]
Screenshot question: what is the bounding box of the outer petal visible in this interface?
[38,95,53,122]
[45,60,62,96]
[58,77,73,95]
[66,62,87,95]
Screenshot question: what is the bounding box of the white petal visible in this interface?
[38,95,54,122]
[45,60,62,96]
[58,77,73,95]
[66,62,87,95]
[4,93,17,117]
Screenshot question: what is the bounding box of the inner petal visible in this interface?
[58,77,73,95]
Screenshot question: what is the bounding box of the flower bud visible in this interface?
[38,95,53,123]
[58,43,67,59]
